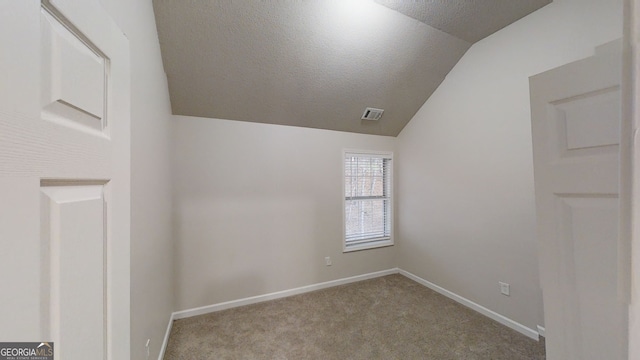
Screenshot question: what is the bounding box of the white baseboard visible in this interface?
[537,325,545,337]
[398,269,540,341]
[160,267,541,359]
[172,268,399,320]
[158,313,174,360]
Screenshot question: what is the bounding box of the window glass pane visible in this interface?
[345,199,389,241]
[345,156,385,198]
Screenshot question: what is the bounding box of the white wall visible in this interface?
[98,1,174,359]
[396,0,623,331]
[172,116,396,311]
[629,0,640,356]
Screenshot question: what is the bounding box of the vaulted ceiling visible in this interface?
[153,1,551,136]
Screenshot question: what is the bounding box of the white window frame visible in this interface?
[343,149,394,252]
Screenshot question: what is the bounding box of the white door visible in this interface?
[0,0,130,359]
[530,41,627,360]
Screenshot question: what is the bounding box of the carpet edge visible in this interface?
[160,267,543,358]
[171,268,400,321]
[398,269,541,341]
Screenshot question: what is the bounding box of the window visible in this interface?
[343,151,393,252]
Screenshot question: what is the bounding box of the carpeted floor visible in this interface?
[164,274,545,359]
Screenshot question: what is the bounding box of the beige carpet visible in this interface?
[164,274,545,359]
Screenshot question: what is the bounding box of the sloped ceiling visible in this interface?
[375,0,553,43]
[153,1,551,136]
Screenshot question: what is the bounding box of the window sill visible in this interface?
[343,239,393,253]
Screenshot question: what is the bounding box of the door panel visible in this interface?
[554,87,620,155]
[557,195,622,359]
[41,184,106,359]
[40,7,107,133]
[530,40,626,359]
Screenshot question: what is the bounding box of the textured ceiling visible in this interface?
[375,0,552,43]
[153,1,551,136]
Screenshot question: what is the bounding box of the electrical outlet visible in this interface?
[499,282,510,296]
[325,256,332,266]
[145,339,150,359]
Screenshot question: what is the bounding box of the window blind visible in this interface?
[344,153,392,247]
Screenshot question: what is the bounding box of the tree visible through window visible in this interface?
[344,151,393,251]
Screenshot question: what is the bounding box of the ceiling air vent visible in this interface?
[361,107,384,121]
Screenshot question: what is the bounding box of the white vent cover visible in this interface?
[361,107,384,121]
